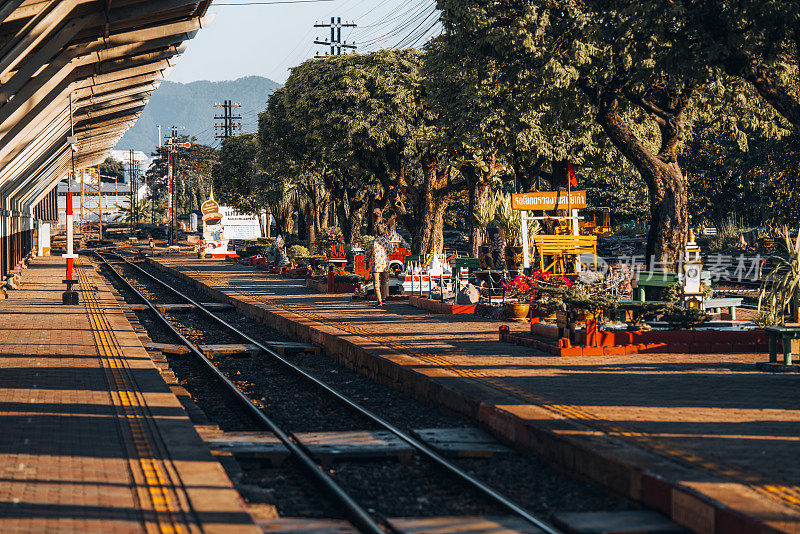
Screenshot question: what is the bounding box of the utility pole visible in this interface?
[128,149,140,235]
[164,126,186,246]
[214,100,242,141]
[314,17,357,56]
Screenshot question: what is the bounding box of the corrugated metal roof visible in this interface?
[0,0,212,216]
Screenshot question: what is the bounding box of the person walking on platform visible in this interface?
[366,225,394,306]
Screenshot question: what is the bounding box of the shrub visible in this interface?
[354,234,375,250]
[288,244,309,260]
[758,228,800,326]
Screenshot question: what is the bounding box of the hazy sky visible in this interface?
[166,0,441,85]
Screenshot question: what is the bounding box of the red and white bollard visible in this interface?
[62,191,78,304]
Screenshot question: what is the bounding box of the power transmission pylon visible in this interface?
[214,100,242,141]
[314,17,357,56]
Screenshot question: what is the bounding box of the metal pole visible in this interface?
[65,192,73,280]
[521,211,530,270]
[168,151,173,245]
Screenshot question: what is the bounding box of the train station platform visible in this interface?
[0,256,258,533]
[150,255,800,534]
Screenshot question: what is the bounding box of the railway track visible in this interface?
[96,249,569,534]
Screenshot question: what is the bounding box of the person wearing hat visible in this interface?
[365,224,395,306]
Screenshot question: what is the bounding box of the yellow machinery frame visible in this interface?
[531,234,598,274]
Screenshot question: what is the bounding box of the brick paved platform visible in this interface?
[151,255,800,534]
[0,256,258,533]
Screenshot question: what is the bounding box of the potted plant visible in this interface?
[503,275,532,321]
[194,240,207,258]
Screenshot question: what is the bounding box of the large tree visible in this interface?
[281,50,456,253]
[685,1,800,132]
[423,25,603,255]
[212,133,272,235]
[98,156,125,184]
[436,0,789,269]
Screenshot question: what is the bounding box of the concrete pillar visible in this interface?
[37,221,50,256]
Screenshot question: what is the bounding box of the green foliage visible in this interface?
[494,191,540,247]
[288,245,310,261]
[758,229,800,326]
[98,157,125,183]
[661,305,710,330]
[618,301,669,328]
[474,192,499,242]
[705,218,747,252]
[212,134,264,216]
[145,138,216,217]
[354,234,375,250]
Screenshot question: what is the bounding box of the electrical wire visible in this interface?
[214,0,336,5]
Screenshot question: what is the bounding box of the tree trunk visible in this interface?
[420,198,448,254]
[597,93,688,270]
[410,154,453,255]
[367,187,387,235]
[345,191,366,245]
[306,205,316,251]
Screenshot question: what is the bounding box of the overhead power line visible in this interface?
[215,0,336,5]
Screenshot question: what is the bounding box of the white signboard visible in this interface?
[221,207,262,240]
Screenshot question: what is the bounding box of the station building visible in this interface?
[0,1,212,278]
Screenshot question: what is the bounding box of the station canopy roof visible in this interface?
[0,0,213,216]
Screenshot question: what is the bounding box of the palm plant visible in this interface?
[494,191,540,247]
[474,190,500,243]
[758,228,800,326]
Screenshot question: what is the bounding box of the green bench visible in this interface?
[705,297,743,320]
[452,257,481,274]
[765,326,800,365]
[633,270,711,302]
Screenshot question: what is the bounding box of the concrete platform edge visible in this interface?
[85,258,260,533]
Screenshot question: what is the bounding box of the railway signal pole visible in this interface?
[214,100,242,141]
[165,126,186,246]
[314,17,357,56]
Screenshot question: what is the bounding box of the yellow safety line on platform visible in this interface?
[78,262,190,534]
[184,265,800,512]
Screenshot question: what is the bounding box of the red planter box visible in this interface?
[503,325,768,357]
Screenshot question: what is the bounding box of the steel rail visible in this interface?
[94,252,385,534]
[110,251,562,534]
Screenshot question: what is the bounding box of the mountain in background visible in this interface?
[115,76,281,155]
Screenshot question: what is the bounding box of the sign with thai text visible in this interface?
[512,190,587,211]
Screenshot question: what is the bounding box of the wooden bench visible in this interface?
[705,297,743,320]
[765,326,800,365]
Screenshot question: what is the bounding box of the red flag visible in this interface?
[567,161,578,187]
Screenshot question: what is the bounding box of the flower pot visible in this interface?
[505,302,530,322]
[197,251,206,258]
[479,245,493,270]
[504,246,523,270]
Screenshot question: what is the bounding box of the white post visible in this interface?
[572,208,582,273]
[521,212,530,269]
